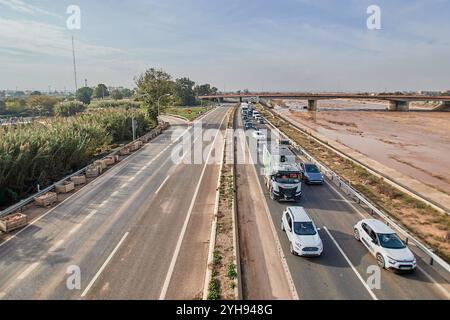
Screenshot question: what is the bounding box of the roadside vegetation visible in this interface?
[258,105,450,263]
[164,106,209,121]
[0,108,153,207]
[208,107,238,300]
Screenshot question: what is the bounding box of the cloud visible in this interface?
[0,0,61,18]
[0,18,123,59]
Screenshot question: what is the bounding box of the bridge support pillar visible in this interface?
[388,100,409,111]
[307,99,318,111]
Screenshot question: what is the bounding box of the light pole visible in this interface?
[157,93,171,124]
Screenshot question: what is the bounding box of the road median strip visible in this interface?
[204,106,240,300]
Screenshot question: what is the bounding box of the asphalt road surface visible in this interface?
[0,106,230,300]
[236,107,450,300]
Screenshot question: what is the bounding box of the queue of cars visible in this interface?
[241,103,416,272]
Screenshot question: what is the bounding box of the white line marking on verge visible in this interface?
[323,226,378,300]
[81,232,129,298]
[158,111,227,300]
[417,265,450,299]
[155,176,170,195]
[244,130,300,300]
[17,262,40,280]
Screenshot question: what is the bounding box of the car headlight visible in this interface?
[387,256,397,264]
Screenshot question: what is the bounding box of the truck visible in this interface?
[263,144,303,202]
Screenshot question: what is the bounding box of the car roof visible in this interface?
[362,219,394,234]
[287,207,312,222]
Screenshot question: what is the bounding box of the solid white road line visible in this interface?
[17,262,40,280]
[81,232,129,298]
[158,110,227,300]
[155,176,170,195]
[417,265,450,299]
[244,129,300,300]
[323,226,378,300]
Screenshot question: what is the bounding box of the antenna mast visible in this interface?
[72,35,78,92]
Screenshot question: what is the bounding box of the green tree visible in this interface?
[111,89,124,100]
[0,100,5,114]
[30,91,42,96]
[5,99,27,114]
[93,84,110,99]
[54,101,86,117]
[76,87,93,105]
[174,77,196,106]
[27,95,59,116]
[194,84,218,97]
[121,88,134,98]
[135,68,174,122]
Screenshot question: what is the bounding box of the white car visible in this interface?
[354,219,416,272]
[281,207,323,256]
[252,130,266,141]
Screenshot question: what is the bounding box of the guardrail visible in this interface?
[263,101,449,215]
[264,116,450,278]
[0,123,169,219]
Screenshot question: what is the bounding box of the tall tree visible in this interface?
[76,87,93,105]
[121,88,134,98]
[194,84,218,97]
[135,68,174,122]
[174,77,196,106]
[111,89,124,100]
[27,95,59,116]
[93,84,110,99]
[0,100,5,114]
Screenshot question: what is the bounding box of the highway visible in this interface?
[0,106,230,300]
[236,108,450,300]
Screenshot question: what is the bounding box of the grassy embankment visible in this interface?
[164,106,210,121]
[258,105,450,263]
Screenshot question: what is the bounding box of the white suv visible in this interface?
[281,207,323,256]
[354,219,416,272]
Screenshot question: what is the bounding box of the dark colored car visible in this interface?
[301,163,324,184]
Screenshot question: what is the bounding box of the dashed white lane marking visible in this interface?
[48,239,65,253]
[98,200,107,208]
[120,183,128,189]
[81,232,129,298]
[323,226,378,300]
[84,209,98,221]
[17,262,40,280]
[111,191,119,197]
[155,176,170,195]
[159,110,227,300]
[69,223,82,235]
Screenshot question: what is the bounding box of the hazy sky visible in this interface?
[1,0,449,92]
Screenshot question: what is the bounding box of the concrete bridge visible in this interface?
[199,92,450,111]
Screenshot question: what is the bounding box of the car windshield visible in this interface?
[305,164,320,173]
[294,222,317,236]
[275,172,301,184]
[378,233,406,249]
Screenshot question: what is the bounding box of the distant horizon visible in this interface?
[1,1,450,92]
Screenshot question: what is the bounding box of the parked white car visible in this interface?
[281,207,323,256]
[252,130,266,141]
[354,219,416,272]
